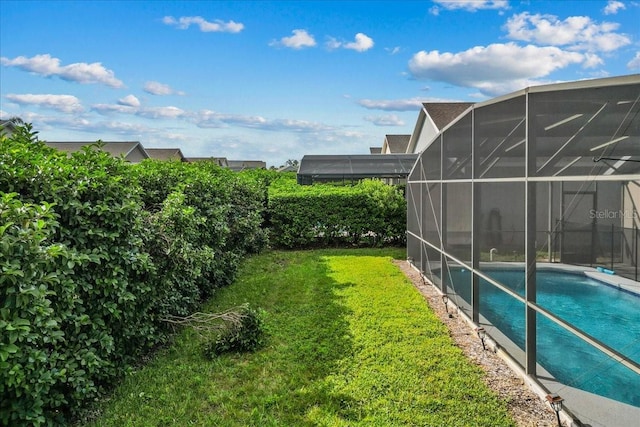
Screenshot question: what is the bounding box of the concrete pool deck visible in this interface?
[428,261,640,427]
[476,314,640,427]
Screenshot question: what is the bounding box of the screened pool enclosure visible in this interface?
[297,154,417,185]
[406,75,640,421]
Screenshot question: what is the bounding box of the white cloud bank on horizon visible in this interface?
[0,54,124,88]
[363,114,405,126]
[5,93,84,113]
[358,97,425,111]
[162,16,244,33]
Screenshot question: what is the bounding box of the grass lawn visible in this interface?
[84,248,515,426]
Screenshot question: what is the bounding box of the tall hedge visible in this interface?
[268,176,406,248]
[0,126,153,425]
[0,126,268,425]
[128,159,269,338]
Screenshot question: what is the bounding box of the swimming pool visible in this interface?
[439,267,640,407]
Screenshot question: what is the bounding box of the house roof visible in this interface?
[0,119,19,136]
[277,164,298,172]
[146,148,185,161]
[406,102,475,154]
[384,135,411,153]
[184,157,229,167]
[422,103,474,130]
[228,160,267,171]
[44,141,149,160]
[369,146,382,154]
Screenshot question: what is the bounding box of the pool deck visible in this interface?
[476,314,640,427]
[435,262,640,427]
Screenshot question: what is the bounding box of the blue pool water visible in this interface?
[440,267,640,407]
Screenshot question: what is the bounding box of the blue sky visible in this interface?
[1,0,639,167]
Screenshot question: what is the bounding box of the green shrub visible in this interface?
[0,193,77,425]
[203,305,265,358]
[133,160,268,297]
[0,125,272,425]
[0,126,157,425]
[267,176,406,248]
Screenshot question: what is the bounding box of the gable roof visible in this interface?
[184,157,229,167]
[383,134,411,153]
[228,160,267,171]
[406,102,474,154]
[146,148,185,161]
[277,164,298,172]
[0,119,19,136]
[44,141,149,162]
[422,103,474,130]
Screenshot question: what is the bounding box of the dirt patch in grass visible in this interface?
[393,260,559,427]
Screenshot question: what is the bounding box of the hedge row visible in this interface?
[0,125,266,426]
[0,124,407,425]
[268,176,406,248]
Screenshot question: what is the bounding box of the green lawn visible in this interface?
[84,248,515,427]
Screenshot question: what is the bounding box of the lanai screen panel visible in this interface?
[532,82,640,177]
[474,96,526,179]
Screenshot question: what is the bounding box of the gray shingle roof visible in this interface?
[146,148,185,161]
[423,103,473,130]
[44,141,148,159]
[384,135,411,153]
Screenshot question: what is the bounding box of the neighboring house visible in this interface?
[184,157,230,167]
[145,148,186,161]
[44,141,149,163]
[369,146,382,154]
[406,102,473,154]
[0,119,19,138]
[381,134,411,154]
[228,160,267,171]
[277,164,298,172]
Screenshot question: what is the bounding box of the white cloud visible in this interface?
[5,93,84,113]
[194,109,332,132]
[504,12,631,52]
[91,103,137,115]
[385,46,402,55]
[144,81,185,96]
[344,33,374,52]
[358,97,425,111]
[271,29,317,49]
[603,1,626,15]
[0,54,124,88]
[363,114,405,126]
[162,16,244,33]
[628,52,640,70]
[430,0,509,13]
[326,33,374,52]
[137,106,186,119]
[408,43,587,96]
[118,94,140,107]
